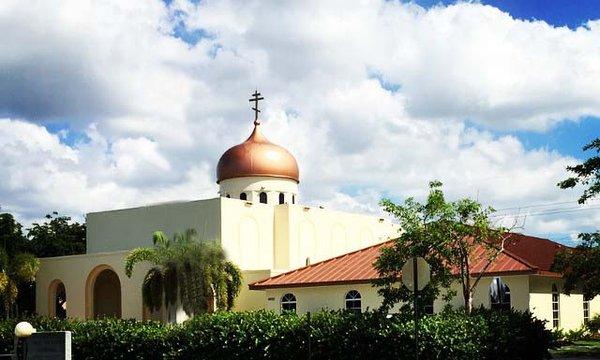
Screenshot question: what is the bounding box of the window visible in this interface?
[259,192,267,204]
[584,296,590,324]
[552,284,560,328]
[292,195,296,204]
[423,295,434,315]
[490,277,511,311]
[281,293,297,313]
[279,193,285,205]
[226,194,230,198]
[345,290,362,313]
[240,192,247,201]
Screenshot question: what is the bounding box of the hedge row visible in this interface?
[0,308,552,360]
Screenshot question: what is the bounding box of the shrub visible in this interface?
[0,309,551,360]
[587,314,600,334]
[473,307,554,360]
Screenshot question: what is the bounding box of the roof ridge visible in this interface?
[250,239,392,286]
[499,248,538,270]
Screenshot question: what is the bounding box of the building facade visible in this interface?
[250,235,600,330]
[35,114,398,322]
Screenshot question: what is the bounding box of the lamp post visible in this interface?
[0,322,36,359]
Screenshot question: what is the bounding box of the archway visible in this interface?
[86,265,122,319]
[48,280,67,319]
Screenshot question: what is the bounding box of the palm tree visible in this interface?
[125,229,242,316]
[0,250,39,318]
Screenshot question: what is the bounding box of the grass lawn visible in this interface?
[551,340,600,359]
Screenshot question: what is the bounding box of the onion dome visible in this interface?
[216,123,300,183]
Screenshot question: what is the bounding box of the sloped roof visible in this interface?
[249,233,566,290]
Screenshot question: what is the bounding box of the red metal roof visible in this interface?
[249,233,566,290]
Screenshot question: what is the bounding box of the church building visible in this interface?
[35,93,397,323]
[35,93,598,330]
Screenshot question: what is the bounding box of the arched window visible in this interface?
[240,192,247,201]
[279,193,285,205]
[49,280,67,319]
[552,284,560,328]
[281,293,297,313]
[259,192,267,204]
[345,290,362,313]
[86,266,122,319]
[490,277,511,311]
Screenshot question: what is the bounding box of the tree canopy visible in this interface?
[26,212,86,257]
[125,229,242,316]
[374,181,509,313]
[0,213,39,318]
[554,138,600,298]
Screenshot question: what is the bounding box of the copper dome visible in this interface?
[216,124,300,183]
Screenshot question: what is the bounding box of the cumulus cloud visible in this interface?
[0,0,598,242]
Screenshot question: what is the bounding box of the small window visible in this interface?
[490,277,511,311]
[279,193,285,204]
[292,195,296,204]
[345,290,361,313]
[423,296,434,315]
[281,293,297,313]
[583,296,590,324]
[226,194,230,198]
[259,192,267,204]
[240,192,247,201]
[552,284,560,328]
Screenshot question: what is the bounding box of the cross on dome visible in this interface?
[249,90,264,125]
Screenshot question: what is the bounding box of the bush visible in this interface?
[0,309,552,360]
[473,307,554,360]
[587,314,600,334]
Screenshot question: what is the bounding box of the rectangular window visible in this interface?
[583,297,590,324]
[552,285,560,328]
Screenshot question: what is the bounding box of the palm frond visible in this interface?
[152,231,170,248]
[125,248,159,277]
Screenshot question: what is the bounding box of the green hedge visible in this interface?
[0,309,552,360]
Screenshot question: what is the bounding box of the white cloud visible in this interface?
[0,0,598,242]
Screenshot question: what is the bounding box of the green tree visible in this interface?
[125,229,242,316]
[554,138,600,298]
[0,213,39,318]
[26,212,86,257]
[374,181,510,313]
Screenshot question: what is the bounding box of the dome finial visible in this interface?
[249,90,264,126]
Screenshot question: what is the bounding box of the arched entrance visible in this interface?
[48,280,67,319]
[86,265,122,319]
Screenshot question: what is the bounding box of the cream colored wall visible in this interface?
[263,284,383,314]
[436,275,530,312]
[37,251,272,321]
[281,205,399,270]
[87,199,221,254]
[529,276,600,330]
[219,198,276,270]
[258,275,530,315]
[36,251,151,320]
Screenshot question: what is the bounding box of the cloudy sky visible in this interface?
[0,0,598,245]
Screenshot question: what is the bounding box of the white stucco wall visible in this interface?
[87,199,221,254]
